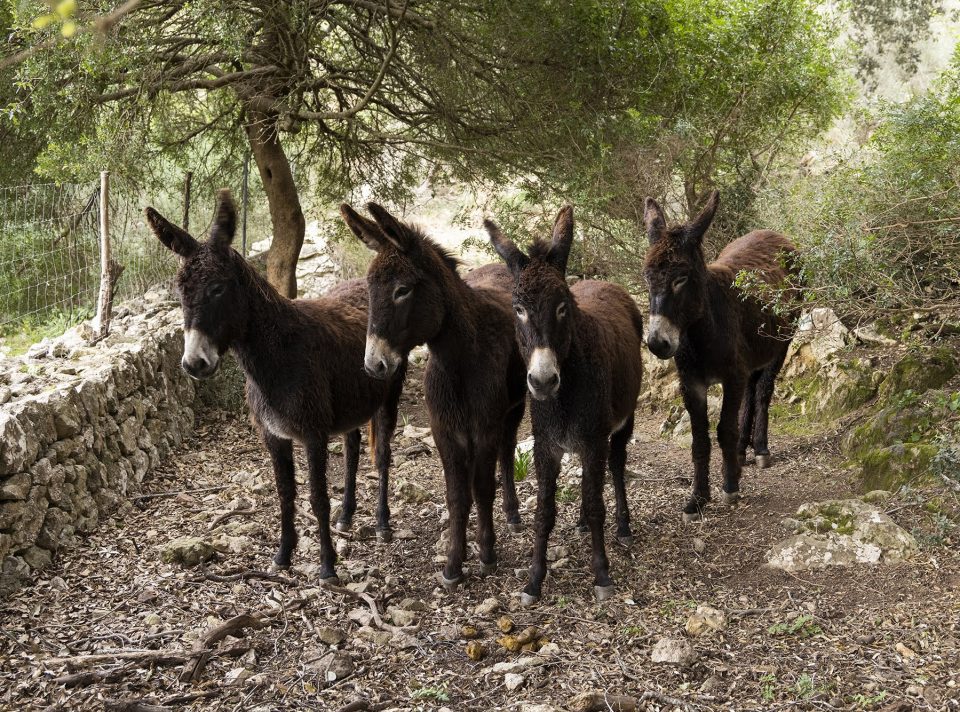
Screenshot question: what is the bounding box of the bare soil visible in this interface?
[1,362,958,711]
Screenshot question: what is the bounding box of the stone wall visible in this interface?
[0,290,196,595]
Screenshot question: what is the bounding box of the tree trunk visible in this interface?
[245,113,304,298]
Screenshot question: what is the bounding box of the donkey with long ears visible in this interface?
[340,202,526,589]
[642,191,800,521]
[146,190,406,583]
[486,206,644,604]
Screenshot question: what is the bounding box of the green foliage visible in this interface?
[759,673,777,702]
[757,49,960,319]
[410,685,450,702]
[767,614,822,638]
[513,450,532,483]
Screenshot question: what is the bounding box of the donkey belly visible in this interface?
[259,404,303,442]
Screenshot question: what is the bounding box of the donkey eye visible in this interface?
[672,276,688,292]
[393,285,412,300]
[208,283,226,298]
[514,305,527,319]
[556,302,567,319]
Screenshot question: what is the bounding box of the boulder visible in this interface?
[784,308,853,378]
[767,499,917,572]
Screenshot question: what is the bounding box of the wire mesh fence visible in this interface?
[0,172,275,353]
[0,182,102,338]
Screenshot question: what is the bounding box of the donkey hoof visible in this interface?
[319,573,342,587]
[334,520,352,533]
[756,454,772,469]
[616,534,635,547]
[721,490,742,506]
[594,584,616,602]
[507,522,523,534]
[436,571,464,591]
[682,510,703,523]
[268,561,290,574]
[479,561,497,577]
[519,591,540,607]
[376,529,393,544]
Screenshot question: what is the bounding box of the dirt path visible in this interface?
[1,362,958,711]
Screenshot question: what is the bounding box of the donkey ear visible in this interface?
[145,206,200,258]
[547,204,573,274]
[209,189,237,250]
[483,219,528,276]
[643,197,667,246]
[340,203,390,252]
[366,202,412,252]
[684,190,719,244]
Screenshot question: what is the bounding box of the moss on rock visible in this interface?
[878,347,957,403]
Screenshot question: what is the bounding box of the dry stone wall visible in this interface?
[0,290,196,596]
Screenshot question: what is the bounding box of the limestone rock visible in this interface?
[767,499,917,572]
[395,478,432,504]
[474,597,501,616]
[160,536,215,567]
[685,604,728,637]
[878,347,957,402]
[784,308,853,377]
[650,637,698,665]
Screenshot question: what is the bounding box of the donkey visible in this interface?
[146,190,406,583]
[486,206,644,604]
[340,202,525,589]
[642,190,800,521]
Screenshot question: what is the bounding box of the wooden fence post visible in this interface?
[94,170,112,338]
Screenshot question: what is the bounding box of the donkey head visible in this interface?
[340,202,451,379]
[642,191,719,360]
[146,190,247,379]
[486,206,575,400]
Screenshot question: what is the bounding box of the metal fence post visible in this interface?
[94,171,112,338]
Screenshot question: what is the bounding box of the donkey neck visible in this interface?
[425,273,482,362]
[227,266,302,388]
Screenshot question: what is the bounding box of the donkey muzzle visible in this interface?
[181,328,220,380]
[646,315,680,360]
[527,347,560,400]
[364,334,403,379]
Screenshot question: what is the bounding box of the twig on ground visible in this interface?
[133,485,227,502]
[197,566,298,586]
[208,506,257,531]
[179,613,264,682]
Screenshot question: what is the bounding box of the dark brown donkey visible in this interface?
[146,190,406,583]
[642,191,800,521]
[486,206,644,604]
[340,202,525,589]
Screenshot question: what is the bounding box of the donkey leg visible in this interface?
[336,428,361,532]
[737,371,761,466]
[472,442,499,575]
[609,413,635,546]
[576,465,589,534]
[718,378,747,505]
[522,440,561,606]
[372,374,403,541]
[265,434,298,568]
[497,401,524,532]
[753,347,788,469]
[583,442,614,601]
[435,433,472,589]
[305,435,340,583]
[681,379,711,521]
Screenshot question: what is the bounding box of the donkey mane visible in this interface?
[403,222,462,275]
